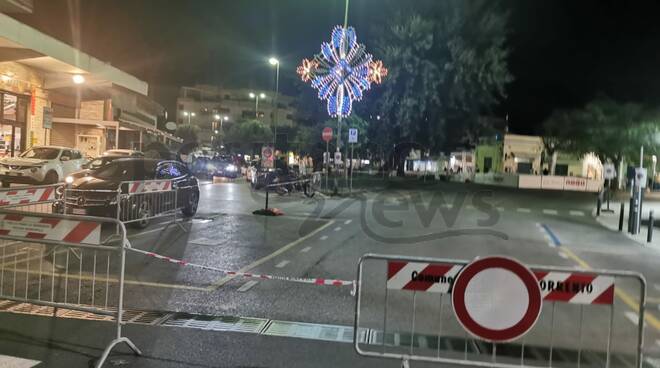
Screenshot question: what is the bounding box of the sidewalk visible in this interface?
[594,192,660,251]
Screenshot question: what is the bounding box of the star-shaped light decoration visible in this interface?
[297,25,387,118]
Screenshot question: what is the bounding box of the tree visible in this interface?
[374,0,512,155]
[224,119,273,154]
[175,125,200,153]
[542,97,660,174]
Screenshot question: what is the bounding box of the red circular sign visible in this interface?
[451,256,541,342]
[322,127,333,142]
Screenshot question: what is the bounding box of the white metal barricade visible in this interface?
[354,254,647,368]
[0,209,140,368]
[61,179,192,229]
[0,184,59,214]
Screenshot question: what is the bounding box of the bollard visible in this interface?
[628,197,635,233]
[618,203,625,232]
[265,189,269,210]
[648,210,654,243]
[596,197,602,216]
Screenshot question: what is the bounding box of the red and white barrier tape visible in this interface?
[129,247,355,288]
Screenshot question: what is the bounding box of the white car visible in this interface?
[0,146,85,187]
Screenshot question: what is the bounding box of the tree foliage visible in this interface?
[225,119,273,154]
[174,124,200,153]
[374,0,512,152]
[543,97,660,165]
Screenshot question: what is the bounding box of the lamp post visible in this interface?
[249,92,266,119]
[214,114,229,147]
[269,57,280,149]
[182,111,195,125]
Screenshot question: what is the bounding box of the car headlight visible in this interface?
[30,166,42,173]
[206,163,216,171]
[226,164,237,172]
[65,176,74,184]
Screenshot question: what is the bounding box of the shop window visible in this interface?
[2,94,17,121]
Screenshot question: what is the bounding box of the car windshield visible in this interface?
[93,160,156,180]
[19,148,60,160]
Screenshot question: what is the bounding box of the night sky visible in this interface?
[10,0,660,135]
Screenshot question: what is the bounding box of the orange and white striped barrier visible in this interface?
[0,213,101,244]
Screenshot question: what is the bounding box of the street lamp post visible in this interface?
[269,57,280,149]
[213,114,229,148]
[249,92,266,119]
[183,111,195,125]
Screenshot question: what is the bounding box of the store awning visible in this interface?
[0,12,147,95]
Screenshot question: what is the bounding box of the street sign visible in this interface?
[603,163,616,180]
[42,106,52,129]
[387,261,462,294]
[452,256,542,342]
[334,151,342,163]
[635,167,647,188]
[322,127,333,142]
[261,146,274,169]
[348,128,358,143]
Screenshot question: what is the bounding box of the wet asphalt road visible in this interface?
[1,178,660,367]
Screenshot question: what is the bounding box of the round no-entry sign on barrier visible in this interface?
[452,256,542,342]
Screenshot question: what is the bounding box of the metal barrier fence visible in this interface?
[0,184,59,214]
[61,179,191,229]
[0,209,140,367]
[354,254,646,368]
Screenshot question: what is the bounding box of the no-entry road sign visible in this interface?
[322,127,333,142]
[452,256,542,342]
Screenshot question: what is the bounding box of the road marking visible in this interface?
[300,246,312,253]
[539,223,561,247]
[496,207,505,212]
[558,252,568,259]
[344,219,352,225]
[625,311,639,325]
[210,219,335,289]
[275,260,290,268]
[237,280,259,292]
[465,205,475,210]
[0,355,40,368]
[517,208,531,213]
[655,284,660,292]
[656,339,660,348]
[543,209,558,215]
[320,235,328,240]
[334,227,341,232]
[570,210,585,217]
[560,246,660,331]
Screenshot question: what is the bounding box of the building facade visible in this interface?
[176,85,297,148]
[0,12,179,159]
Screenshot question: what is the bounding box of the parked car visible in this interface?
[0,146,85,187]
[209,157,240,179]
[53,158,199,228]
[66,150,145,181]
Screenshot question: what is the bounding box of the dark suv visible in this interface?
[53,158,199,227]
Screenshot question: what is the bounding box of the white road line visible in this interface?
[0,355,40,368]
[320,235,328,240]
[558,252,569,259]
[275,260,290,268]
[237,280,259,292]
[517,208,531,213]
[543,209,558,215]
[334,227,341,232]
[496,207,505,211]
[300,246,312,253]
[344,219,352,225]
[625,311,639,325]
[465,205,475,210]
[569,210,585,216]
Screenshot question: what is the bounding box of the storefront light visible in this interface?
[72,74,85,84]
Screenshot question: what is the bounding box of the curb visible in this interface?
[592,207,660,253]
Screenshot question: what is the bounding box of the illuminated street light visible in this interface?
[249,92,266,119]
[214,114,221,120]
[269,57,280,66]
[183,111,195,124]
[72,74,85,84]
[269,57,280,149]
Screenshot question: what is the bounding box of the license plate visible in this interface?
[72,208,86,215]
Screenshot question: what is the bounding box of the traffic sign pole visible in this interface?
[325,141,329,191]
[350,143,354,192]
